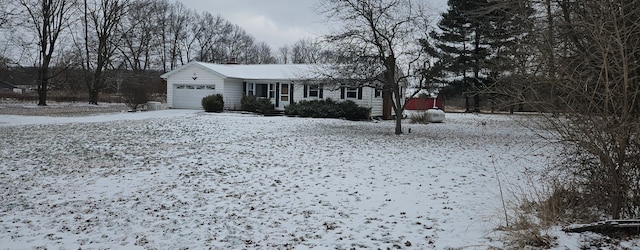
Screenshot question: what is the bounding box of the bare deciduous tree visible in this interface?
[17,0,76,105]
[82,0,128,104]
[547,0,640,220]
[291,37,323,64]
[277,44,290,64]
[225,25,256,63]
[118,0,159,71]
[194,12,232,63]
[487,0,640,221]
[0,0,16,28]
[158,1,190,71]
[249,41,277,64]
[320,0,432,134]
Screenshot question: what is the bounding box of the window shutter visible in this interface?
[319,87,324,99]
[341,87,345,99]
[242,82,246,95]
[358,87,363,100]
[275,83,280,107]
[304,85,308,98]
[290,84,294,103]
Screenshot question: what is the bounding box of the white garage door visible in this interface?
[173,84,217,109]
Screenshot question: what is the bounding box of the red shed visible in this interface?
[405,96,445,111]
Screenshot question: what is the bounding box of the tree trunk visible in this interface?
[37,66,48,106]
[88,73,101,105]
[474,94,480,112]
[392,81,404,135]
[383,90,393,120]
[608,162,624,220]
[395,114,403,135]
[382,55,395,121]
[465,95,470,112]
[89,84,100,105]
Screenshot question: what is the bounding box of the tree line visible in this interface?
[0,0,330,105]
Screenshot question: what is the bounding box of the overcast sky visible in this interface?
[179,0,448,50]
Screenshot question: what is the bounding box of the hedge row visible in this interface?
[284,98,370,121]
[240,95,274,114]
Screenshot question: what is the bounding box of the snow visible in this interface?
[161,61,323,80]
[0,109,602,249]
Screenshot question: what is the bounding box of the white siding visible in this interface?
[223,79,244,110]
[319,86,341,101]
[166,65,224,109]
[364,88,384,117]
[291,83,307,103]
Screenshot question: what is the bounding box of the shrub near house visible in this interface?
[202,94,224,112]
[240,95,275,114]
[285,99,370,121]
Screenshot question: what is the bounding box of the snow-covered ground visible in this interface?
[0,109,612,249]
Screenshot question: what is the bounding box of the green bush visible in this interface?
[339,100,371,121]
[284,102,299,116]
[241,95,274,114]
[202,94,224,112]
[285,99,370,120]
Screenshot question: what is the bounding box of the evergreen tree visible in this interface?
[477,0,536,112]
[431,0,534,112]
[431,0,485,112]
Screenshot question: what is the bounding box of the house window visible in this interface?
[246,83,275,98]
[341,86,362,100]
[246,83,254,96]
[255,84,268,98]
[269,84,276,98]
[309,84,319,97]
[176,84,214,90]
[303,84,323,98]
[346,87,358,98]
[375,89,381,98]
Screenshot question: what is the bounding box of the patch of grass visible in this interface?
[504,227,556,249]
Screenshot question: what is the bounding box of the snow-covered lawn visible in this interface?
[0,110,567,249]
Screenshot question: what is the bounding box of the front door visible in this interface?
[279,83,290,107]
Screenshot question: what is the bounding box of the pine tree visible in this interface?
[432,0,534,112]
[432,0,485,112]
[479,0,536,112]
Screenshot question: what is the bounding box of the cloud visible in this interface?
[231,12,319,48]
[183,0,324,49]
[234,13,279,33]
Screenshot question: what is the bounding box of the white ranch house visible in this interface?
[160,61,396,117]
